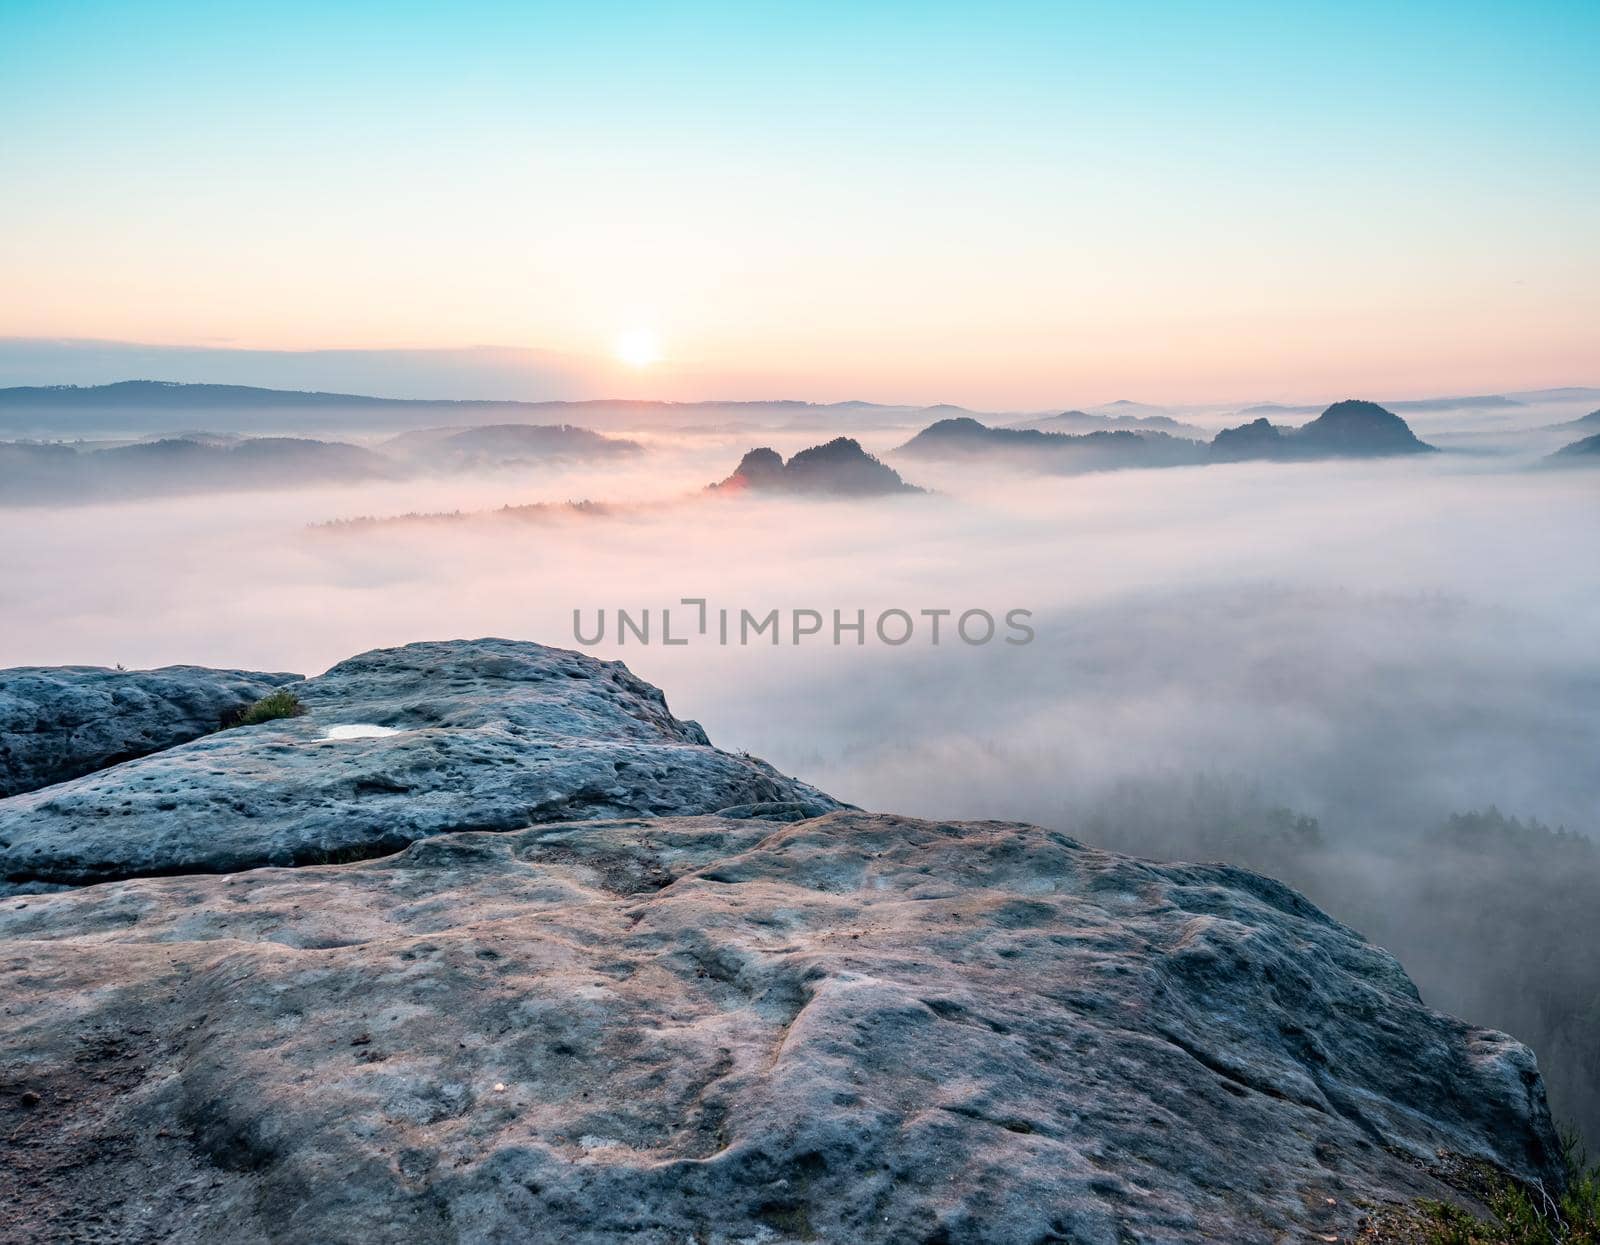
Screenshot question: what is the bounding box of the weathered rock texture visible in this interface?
[0,812,1561,1244]
[0,664,300,798]
[0,640,838,889]
[0,639,1564,1243]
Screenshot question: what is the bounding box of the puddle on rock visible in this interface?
[322,724,403,741]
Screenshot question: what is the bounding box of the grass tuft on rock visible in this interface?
[1420,1135,1600,1244]
[223,690,306,729]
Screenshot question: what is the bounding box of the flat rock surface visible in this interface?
[0,812,1559,1244]
[0,640,839,889]
[0,664,301,799]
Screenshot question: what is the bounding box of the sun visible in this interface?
[613,329,663,368]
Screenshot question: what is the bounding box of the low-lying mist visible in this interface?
[3,410,1597,1139]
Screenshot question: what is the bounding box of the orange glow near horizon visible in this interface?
[2,3,1595,408]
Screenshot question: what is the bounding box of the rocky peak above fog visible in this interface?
[1208,415,1289,460]
[1211,399,1436,462]
[722,445,786,487]
[712,437,922,496]
[0,638,1566,1243]
[1299,399,1436,453]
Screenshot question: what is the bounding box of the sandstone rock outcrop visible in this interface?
[0,640,838,890]
[712,438,922,496]
[1210,400,1436,463]
[0,664,300,798]
[0,639,1565,1243]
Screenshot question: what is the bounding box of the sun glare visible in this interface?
[614,329,663,368]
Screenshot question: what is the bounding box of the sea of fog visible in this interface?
[5,416,1594,831]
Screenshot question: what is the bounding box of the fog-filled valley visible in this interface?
[4,383,1599,1146]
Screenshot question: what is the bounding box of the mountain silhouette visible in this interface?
[1006,409,1208,438]
[1546,431,1600,464]
[0,434,394,504]
[895,417,1204,471]
[1211,400,1436,462]
[712,438,922,496]
[0,379,1022,437]
[382,423,641,467]
[1548,407,1600,433]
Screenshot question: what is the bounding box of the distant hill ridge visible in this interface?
[381,423,642,466]
[0,379,854,418]
[1005,408,1209,438]
[0,434,396,504]
[0,380,1018,436]
[1548,407,1600,432]
[0,380,905,413]
[0,422,645,505]
[2,380,406,408]
[896,417,1206,472]
[896,401,1437,472]
[1238,394,1524,418]
[1546,431,1600,464]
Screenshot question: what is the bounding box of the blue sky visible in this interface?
[2,1,1595,404]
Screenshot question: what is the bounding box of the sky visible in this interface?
[2,1,1597,406]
